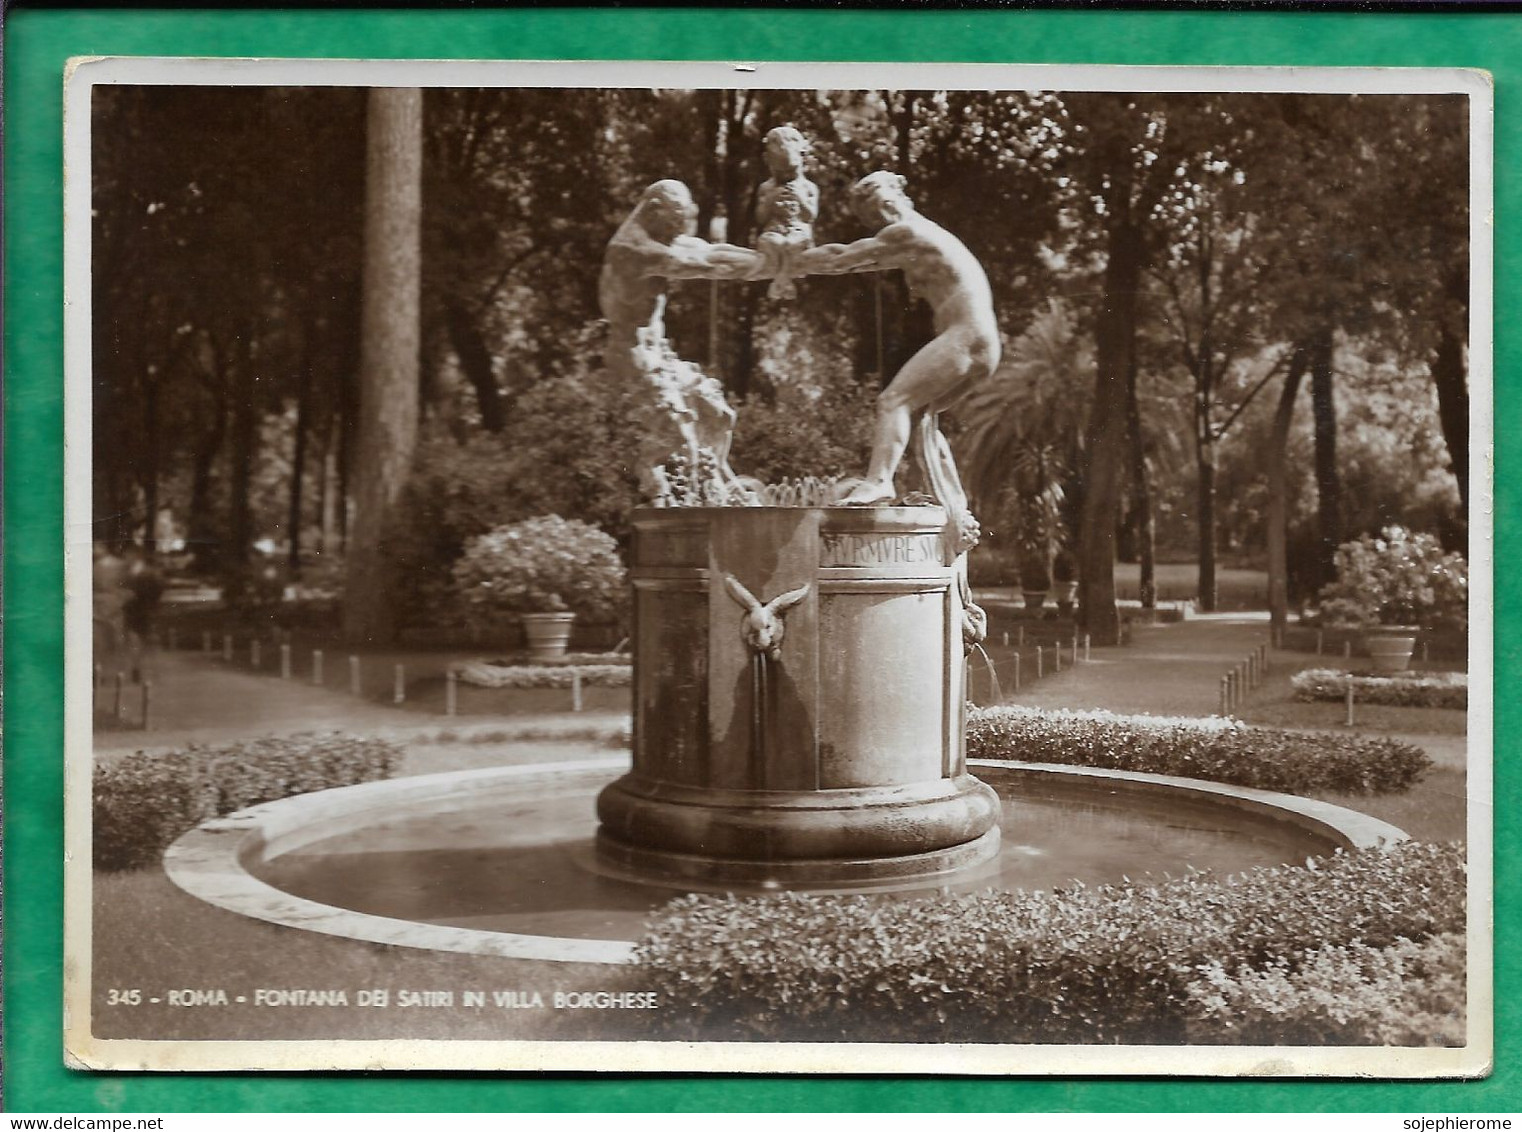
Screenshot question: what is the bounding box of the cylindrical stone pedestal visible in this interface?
[595,505,1000,886]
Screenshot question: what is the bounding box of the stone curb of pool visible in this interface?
[162,755,1408,967]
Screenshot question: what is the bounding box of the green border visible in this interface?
[4,6,1513,1113]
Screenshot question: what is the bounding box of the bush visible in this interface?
[94,733,402,871]
[633,842,1465,1044]
[452,661,633,689]
[1184,932,1466,1046]
[1291,668,1468,711]
[1316,526,1468,631]
[966,705,1431,796]
[454,515,627,617]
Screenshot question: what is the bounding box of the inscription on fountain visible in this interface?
[820,532,943,568]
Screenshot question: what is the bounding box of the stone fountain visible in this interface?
[592,136,1005,886]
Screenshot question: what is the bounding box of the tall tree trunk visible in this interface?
[227,337,257,580]
[343,88,424,644]
[141,375,161,557]
[1078,216,1145,645]
[1196,440,1218,613]
[1126,356,1156,609]
[288,334,312,572]
[1431,267,1469,512]
[1268,347,1309,643]
[443,298,505,431]
[1309,324,1341,590]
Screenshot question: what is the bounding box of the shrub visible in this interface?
[453,515,627,617]
[1316,526,1468,631]
[1184,932,1466,1047]
[633,842,1465,1044]
[1291,668,1468,711]
[94,733,402,871]
[966,705,1431,796]
[452,661,633,689]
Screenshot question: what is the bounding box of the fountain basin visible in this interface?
[163,755,1406,965]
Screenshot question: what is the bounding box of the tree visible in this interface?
[343,89,424,643]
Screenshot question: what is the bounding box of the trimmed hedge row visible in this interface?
[95,733,401,871]
[1185,931,1466,1046]
[966,705,1431,796]
[1291,668,1468,711]
[452,661,632,689]
[634,842,1465,1044]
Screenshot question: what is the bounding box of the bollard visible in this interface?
[571,671,584,712]
[1036,646,1044,679]
[1238,662,1247,699]
[140,681,152,730]
[1316,629,1324,655]
[1001,631,1009,648]
[280,643,292,680]
[445,668,458,717]
[113,672,125,720]
[223,633,233,662]
[251,639,261,669]
[349,655,361,697]
[1084,633,1091,663]
[202,630,212,655]
[1345,681,1356,727]
[312,649,324,686]
[394,664,406,705]
[1054,641,1062,673]
[1343,639,1352,661]
[1017,626,1025,647]
[1220,674,1230,716]
[1012,650,1021,692]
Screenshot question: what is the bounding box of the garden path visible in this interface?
[1004,611,1468,771]
[93,648,629,758]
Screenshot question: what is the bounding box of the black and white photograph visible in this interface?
[64,59,1492,1075]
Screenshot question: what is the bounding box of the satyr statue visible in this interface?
[599,179,764,495]
[793,171,1001,509]
[754,126,819,301]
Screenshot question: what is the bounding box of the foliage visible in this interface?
[94,733,401,871]
[453,515,627,617]
[633,842,1465,1043]
[452,660,632,689]
[1316,526,1469,629]
[966,704,1431,795]
[1291,668,1468,711]
[1184,931,1466,1046]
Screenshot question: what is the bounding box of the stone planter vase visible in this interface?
[521,611,576,660]
[1022,588,1049,612]
[1364,626,1418,673]
[1054,580,1078,616]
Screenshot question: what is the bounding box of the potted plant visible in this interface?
[453,515,627,659]
[1316,526,1468,673]
[1005,443,1066,615]
[1052,548,1078,616]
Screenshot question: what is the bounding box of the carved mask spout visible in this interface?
[723,575,810,663]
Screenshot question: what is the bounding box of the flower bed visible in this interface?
[966,705,1431,796]
[452,660,633,689]
[1291,668,1468,711]
[634,842,1465,1044]
[95,733,401,871]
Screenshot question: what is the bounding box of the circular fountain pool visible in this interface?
[165,755,1405,965]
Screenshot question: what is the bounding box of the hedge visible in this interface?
[966,705,1431,795]
[452,660,633,689]
[94,733,401,871]
[1291,668,1468,711]
[634,842,1465,1044]
[1185,931,1466,1046]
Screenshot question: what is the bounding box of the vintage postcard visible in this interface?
[63,58,1493,1075]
